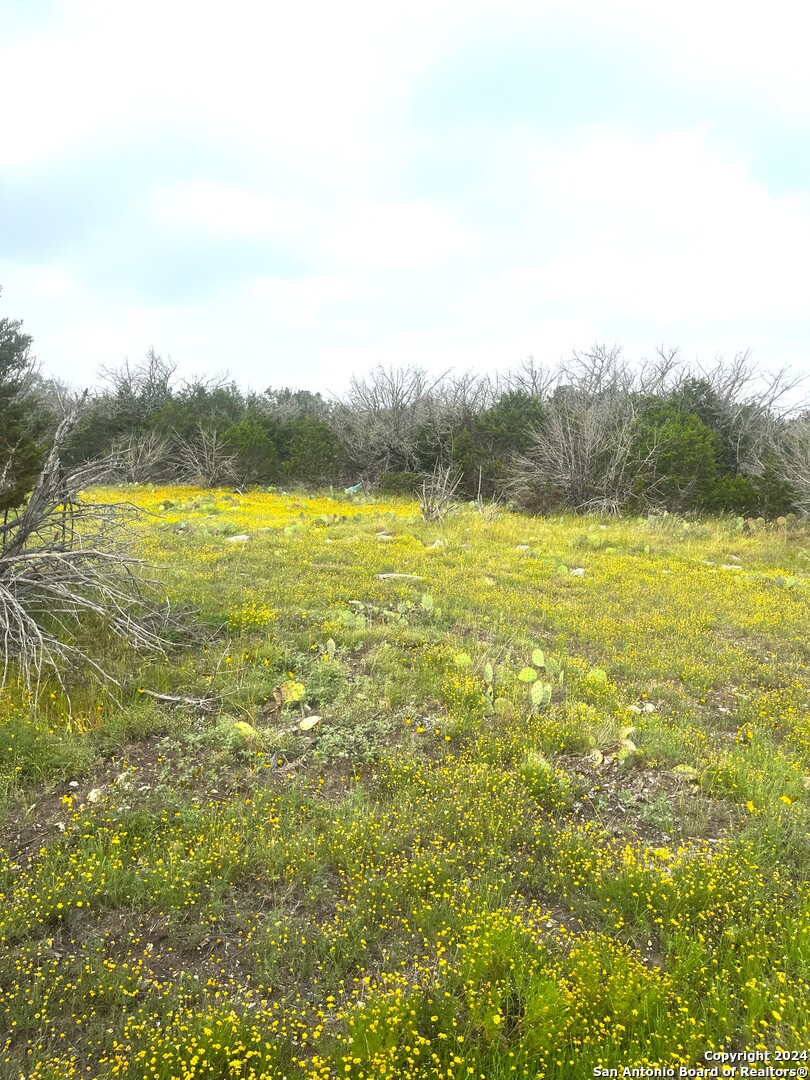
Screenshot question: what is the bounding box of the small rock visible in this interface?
[226,534,251,543]
[570,567,585,577]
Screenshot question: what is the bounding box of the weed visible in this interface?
[2,487,810,1075]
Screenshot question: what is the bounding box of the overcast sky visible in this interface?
[2,0,809,395]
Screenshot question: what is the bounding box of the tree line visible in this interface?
[3,290,810,519]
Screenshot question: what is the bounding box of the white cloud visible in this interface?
[6,121,810,390]
[0,0,453,173]
[147,182,306,241]
[321,201,479,270]
[516,128,810,323]
[2,0,809,391]
[243,275,358,334]
[605,0,810,120]
[449,0,810,122]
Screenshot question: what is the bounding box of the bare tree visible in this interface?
[511,390,654,513]
[697,350,806,475]
[107,430,174,484]
[174,423,239,486]
[504,345,685,404]
[508,345,662,513]
[636,346,687,397]
[774,417,810,514]
[98,348,177,423]
[506,343,807,514]
[419,461,463,522]
[503,356,556,399]
[434,370,495,421]
[27,374,85,424]
[261,387,331,423]
[560,343,632,397]
[332,365,451,476]
[0,399,174,700]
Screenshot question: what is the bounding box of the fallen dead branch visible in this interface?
[135,689,218,712]
[0,395,180,702]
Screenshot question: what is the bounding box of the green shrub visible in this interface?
[376,471,422,496]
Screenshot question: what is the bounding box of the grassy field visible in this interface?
[2,487,810,1079]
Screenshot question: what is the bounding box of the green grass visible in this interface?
[1,487,810,1078]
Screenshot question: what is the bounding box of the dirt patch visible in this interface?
[567,757,735,846]
[1,735,182,867]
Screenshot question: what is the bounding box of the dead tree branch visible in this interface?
[775,418,810,514]
[0,395,177,701]
[174,423,239,486]
[419,461,463,522]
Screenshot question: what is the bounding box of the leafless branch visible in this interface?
[136,688,218,711]
[419,461,463,522]
[774,419,810,515]
[503,356,556,399]
[333,365,454,476]
[106,430,173,484]
[174,423,239,486]
[508,378,655,514]
[0,395,179,702]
